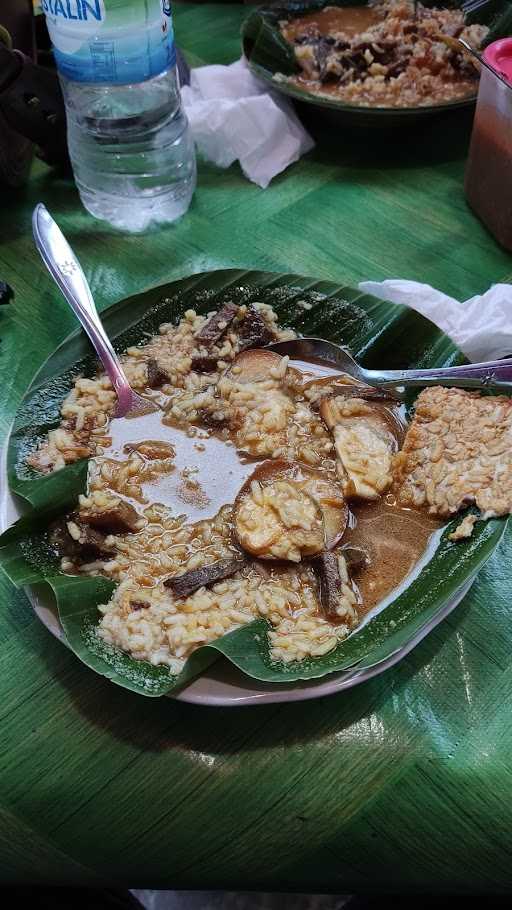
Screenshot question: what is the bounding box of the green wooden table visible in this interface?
[2,2,512,891]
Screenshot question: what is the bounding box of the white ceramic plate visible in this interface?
[1,437,472,706]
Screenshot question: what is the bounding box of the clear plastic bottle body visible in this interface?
[43,0,196,232]
[61,69,196,232]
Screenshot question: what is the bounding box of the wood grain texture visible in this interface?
[1,1,512,890]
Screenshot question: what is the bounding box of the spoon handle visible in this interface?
[365,359,512,391]
[32,204,133,414]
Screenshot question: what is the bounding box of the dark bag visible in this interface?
[0,0,67,187]
[0,3,190,190]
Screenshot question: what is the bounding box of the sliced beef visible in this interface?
[51,517,115,562]
[386,56,411,79]
[237,306,276,352]
[191,353,220,373]
[196,303,239,347]
[146,358,169,389]
[315,40,332,80]
[312,551,344,622]
[164,557,246,599]
[79,499,140,535]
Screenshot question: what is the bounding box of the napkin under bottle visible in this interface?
[181,58,314,188]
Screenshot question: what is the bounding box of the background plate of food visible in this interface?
[0,270,508,704]
[242,0,512,127]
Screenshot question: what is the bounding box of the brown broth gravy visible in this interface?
[103,411,258,522]
[282,5,384,42]
[98,357,442,623]
[344,498,441,613]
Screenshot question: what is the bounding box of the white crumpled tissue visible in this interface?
[181,58,314,188]
[358,279,512,363]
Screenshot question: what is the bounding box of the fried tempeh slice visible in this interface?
[320,393,400,500]
[394,387,512,518]
[164,557,246,598]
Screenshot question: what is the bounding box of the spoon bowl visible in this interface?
[266,337,512,394]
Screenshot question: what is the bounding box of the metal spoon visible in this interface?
[32,203,155,418]
[436,34,512,89]
[265,338,512,394]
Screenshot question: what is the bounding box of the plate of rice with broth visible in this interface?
[242,0,512,126]
[0,270,509,704]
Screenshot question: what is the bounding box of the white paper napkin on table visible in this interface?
[181,58,315,188]
[359,279,512,363]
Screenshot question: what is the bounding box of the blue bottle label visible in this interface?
[42,1,176,84]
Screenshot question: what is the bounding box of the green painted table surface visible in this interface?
[2,1,512,891]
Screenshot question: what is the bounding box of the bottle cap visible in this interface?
[483,38,512,84]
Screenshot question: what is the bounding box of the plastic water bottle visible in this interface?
[42,1,196,232]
